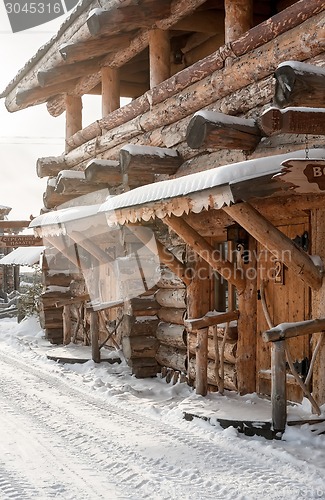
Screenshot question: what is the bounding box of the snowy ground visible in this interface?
[0,316,324,500]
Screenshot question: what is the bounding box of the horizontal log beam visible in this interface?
[184,310,239,332]
[274,61,325,108]
[173,10,225,33]
[260,106,325,136]
[120,145,182,177]
[37,58,103,88]
[163,215,246,291]
[186,111,261,150]
[84,159,122,186]
[263,318,325,343]
[55,171,107,195]
[87,1,171,37]
[59,33,132,64]
[223,202,323,290]
[16,79,79,108]
[37,156,67,178]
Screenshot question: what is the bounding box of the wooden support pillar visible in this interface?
[101,67,120,117]
[149,29,170,88]
[63,304,72,345]
[271,340,287,433]
[311,209,325,407]
[65,95,82,152]
[223,203,322,291]
[90,310,100,363]
[224,0,253,43]
[236,236,257,394]
[196,328,208,396]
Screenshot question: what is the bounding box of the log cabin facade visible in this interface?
[2,0,325,431]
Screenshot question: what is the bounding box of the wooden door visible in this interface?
[256,220,311,402]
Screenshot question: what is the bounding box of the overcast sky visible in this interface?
[0,4,101,220]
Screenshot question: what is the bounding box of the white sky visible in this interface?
[0,4,101,220]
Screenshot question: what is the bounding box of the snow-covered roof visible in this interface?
[0,246,45,266]
[29,148,325,234]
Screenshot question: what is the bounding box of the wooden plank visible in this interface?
[277,159,325,195]
[223,203,322,290]
[260,107,325,136]
[63,304,72,345]
[274,61,325,108]
[186,111,261,150]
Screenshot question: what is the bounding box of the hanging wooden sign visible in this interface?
[275,159,325,194]
[0,235,43,248]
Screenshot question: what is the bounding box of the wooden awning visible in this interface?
[30,148,325,234]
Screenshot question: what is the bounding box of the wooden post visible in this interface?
[224,0,253,43]
[236,236,257,394]
[63,304,72,345]
[196,328,208,396]
[149,29,170,88]
[101,67,120,117]
[90,310,100,363]
[311,209,325,408]
[65,95,82,152]
[271,340,287,433]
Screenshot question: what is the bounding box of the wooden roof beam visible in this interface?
[223,202,323,290]
[16,79,79,108]
[260,106,325,136]
[84,159,123,187]
[274,61,325,108]
[37,57,103,88]
[59,33,133,64]
[163,215,246,292]
[87,0,172,37]
[55,171,107,195]
[186,110,261,150]
[120,144,182,176]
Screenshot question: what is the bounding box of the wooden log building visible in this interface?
[2,0,325,430]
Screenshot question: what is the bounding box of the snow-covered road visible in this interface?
[0,318,324,500]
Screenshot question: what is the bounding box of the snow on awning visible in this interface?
[0,246,45,266]
[29,149,325,234]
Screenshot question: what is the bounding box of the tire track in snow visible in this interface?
[0,348,324,499]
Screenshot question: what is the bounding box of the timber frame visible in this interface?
[3,0,325,433]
